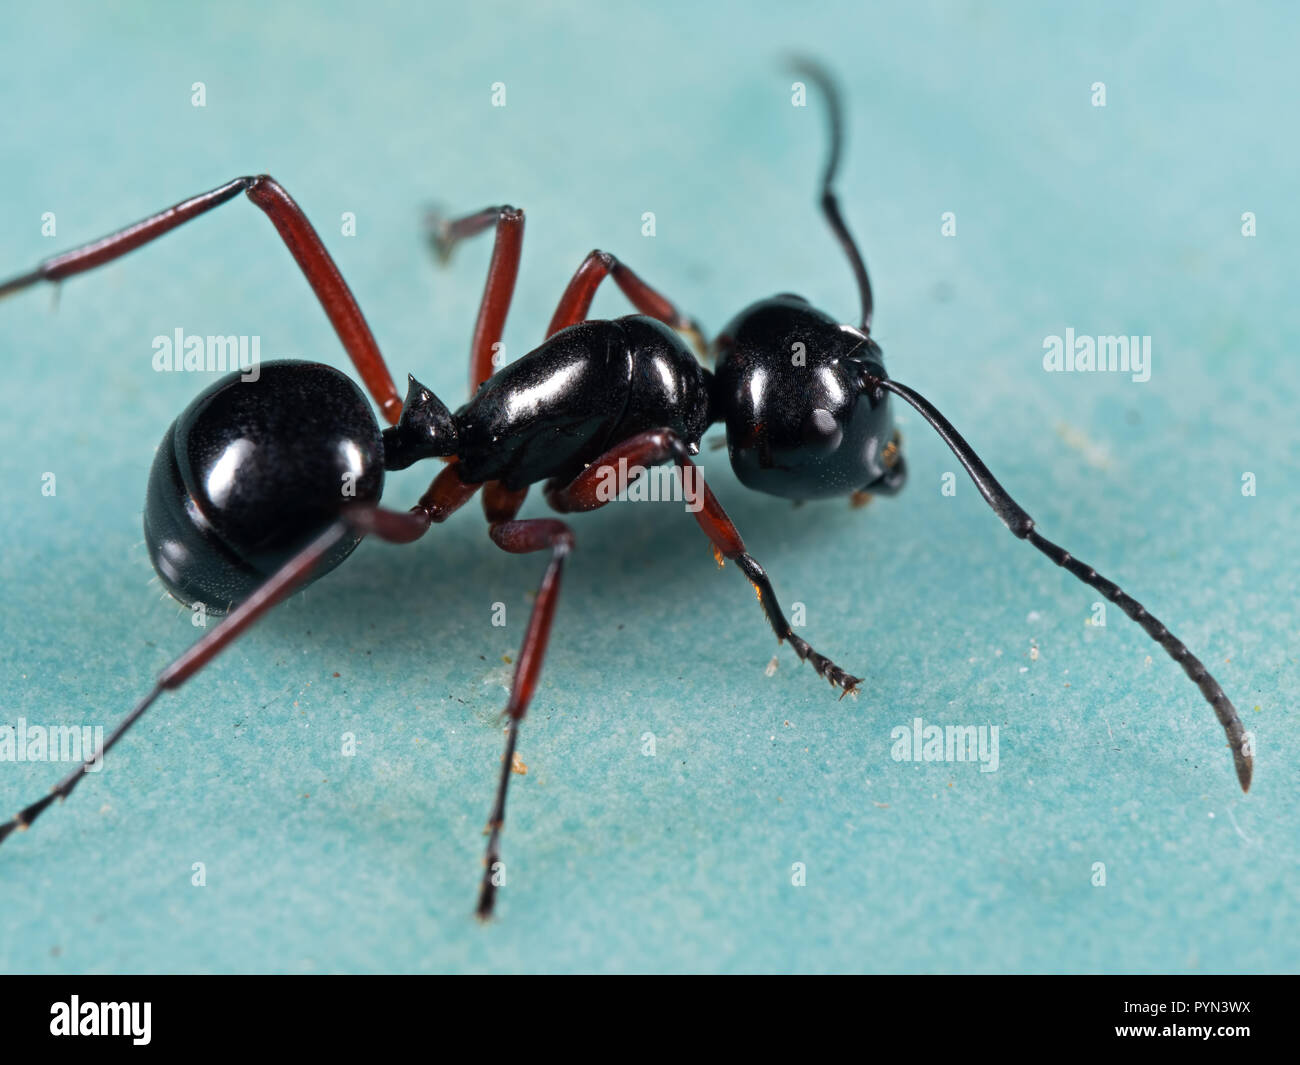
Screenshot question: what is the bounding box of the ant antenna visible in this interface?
[857,367,1253,792]
[789,57,874,332]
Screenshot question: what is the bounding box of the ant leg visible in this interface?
[475,482,574,919]
[546,429,861,695]
[418,459,485,525]
[548,250,708,359]
[424,205,525,393]
[0,467,483,846]
[0,176,405,425]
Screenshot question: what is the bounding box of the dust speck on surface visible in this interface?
[1054,421,1113,469]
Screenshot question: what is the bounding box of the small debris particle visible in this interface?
[764,656,779,677]
[502,654,513,665]
[332,672,340,678]
[511,751,527,776]
[1054,421,1113,469]
[872,802,889,810]
[1030,646,1039,661]
[1027,610,1041,624]
[1019,666,1029,673]
[1143,655,1152,667]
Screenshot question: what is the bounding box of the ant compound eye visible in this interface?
[803,407,843,452]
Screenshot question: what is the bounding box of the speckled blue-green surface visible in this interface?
[1,0,1296,974]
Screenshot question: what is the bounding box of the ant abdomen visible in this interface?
[144,360,385,613]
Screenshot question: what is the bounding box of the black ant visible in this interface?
[0,63,1252,920]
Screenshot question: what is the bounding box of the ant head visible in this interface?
[712,294,905,501]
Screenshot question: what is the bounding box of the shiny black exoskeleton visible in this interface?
[714,294,906,500]
[145,360,386,609]
[144,297,908,613]
[2,60,1252,928]
[451,315,713,489]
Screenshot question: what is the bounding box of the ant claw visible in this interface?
[422,208,457,265]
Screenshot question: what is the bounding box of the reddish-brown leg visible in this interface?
[547,428,862,695]
[0,176,405,425]
[474,481,575,919]
[417,459,484,525]
[0,464,482,845]
[547,250,708,358]
[426,205,525,394]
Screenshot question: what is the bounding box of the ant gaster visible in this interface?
[0,63,1252,920]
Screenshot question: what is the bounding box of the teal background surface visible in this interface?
[0,1,1296,973]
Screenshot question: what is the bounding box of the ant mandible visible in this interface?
[0,62,1252,920]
